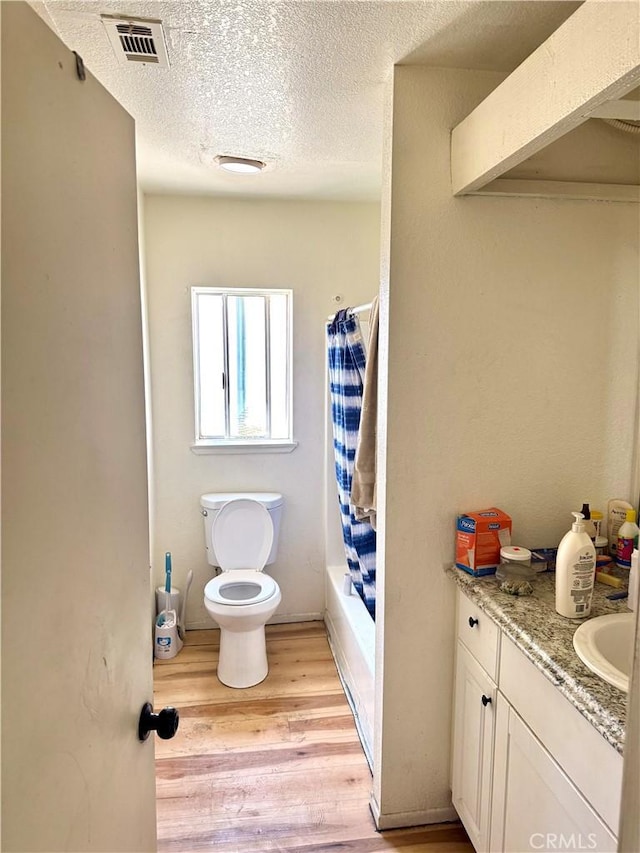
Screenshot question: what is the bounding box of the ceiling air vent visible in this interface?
[101,15,170,68]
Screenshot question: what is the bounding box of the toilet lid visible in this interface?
[201,491,283,511]
[204,571,278,606]
[211,498,274,571]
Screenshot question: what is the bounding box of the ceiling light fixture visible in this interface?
[216,155,266,174]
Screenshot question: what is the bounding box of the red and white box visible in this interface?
[455,508,512,576]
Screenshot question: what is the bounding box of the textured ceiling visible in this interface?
[34,1,581,200]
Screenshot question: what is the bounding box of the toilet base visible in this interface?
[217,626,268,688]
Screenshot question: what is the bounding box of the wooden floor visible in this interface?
[153,622,472,852]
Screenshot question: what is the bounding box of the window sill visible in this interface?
[190,440,298,455]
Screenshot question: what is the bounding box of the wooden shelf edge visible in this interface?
[465,179,640,204]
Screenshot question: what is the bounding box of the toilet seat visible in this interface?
[205,571,278,606]
[211,499,274,571]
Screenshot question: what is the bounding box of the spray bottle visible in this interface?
[616,509,640,569]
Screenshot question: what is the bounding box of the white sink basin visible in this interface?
[573,612,635,693]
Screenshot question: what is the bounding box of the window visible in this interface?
[191,287,294,451]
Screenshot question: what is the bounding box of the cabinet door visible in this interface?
[490,702,617,853]
[452,640,497,852]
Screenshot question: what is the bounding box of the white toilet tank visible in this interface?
[200,492,283,567]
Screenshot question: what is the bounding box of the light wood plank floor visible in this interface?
[154,622,472,852]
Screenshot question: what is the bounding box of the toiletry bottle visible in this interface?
[608,498,633,556]
[591,509,607,554]
[629,549,639,612]
[555,512,596,619]
[580,503,597,541]
[591,509,603,539]
[616,509,640,569]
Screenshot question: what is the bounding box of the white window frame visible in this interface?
[190,286,296,454]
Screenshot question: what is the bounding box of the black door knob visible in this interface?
[468,616,479,628]
[138,702,179,741]
[481,694,492,707]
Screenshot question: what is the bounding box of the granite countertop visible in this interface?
[447,566,629,755]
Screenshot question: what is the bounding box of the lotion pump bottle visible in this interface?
[555,512,596,619]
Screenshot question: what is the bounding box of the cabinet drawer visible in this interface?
[457,589,499,680]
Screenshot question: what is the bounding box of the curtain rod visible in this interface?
[326,301,373,322]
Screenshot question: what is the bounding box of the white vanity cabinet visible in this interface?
[452,641,496,851]
[490,698,616,853]
[451,588,622,853]
[452,598,499,851]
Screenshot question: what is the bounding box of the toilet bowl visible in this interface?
[201,495,283,688]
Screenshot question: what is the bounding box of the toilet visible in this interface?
[200,492,283,688]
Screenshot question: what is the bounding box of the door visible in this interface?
[2,3,157,850]
[451,640,496,853]
[490,701,617,853]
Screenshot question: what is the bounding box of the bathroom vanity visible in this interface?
[448,569,627,853]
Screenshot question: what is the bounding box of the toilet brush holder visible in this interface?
[156,586,181,620]
[154,619,183,660]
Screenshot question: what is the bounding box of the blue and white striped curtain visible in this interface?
[327,310,377,618]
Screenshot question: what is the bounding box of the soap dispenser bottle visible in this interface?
[555,512,596,619]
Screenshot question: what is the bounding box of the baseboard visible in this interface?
[186,619,216,631]
[369,793,458,830]
[269,612,324,625]
[185,612,324,632]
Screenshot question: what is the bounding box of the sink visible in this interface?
[573,612,635,692]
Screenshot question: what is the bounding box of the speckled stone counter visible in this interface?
[446,566,628,755]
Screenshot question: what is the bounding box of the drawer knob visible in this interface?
[481,694,492,707]
[468,616,479,628]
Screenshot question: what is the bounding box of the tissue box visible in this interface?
[456,508,512,576]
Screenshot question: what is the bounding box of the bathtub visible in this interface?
[324,564,375,768]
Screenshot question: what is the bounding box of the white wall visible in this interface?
[373,66,639,828]
[143,196,380,627]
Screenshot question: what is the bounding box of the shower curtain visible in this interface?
[327,309,377,618]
